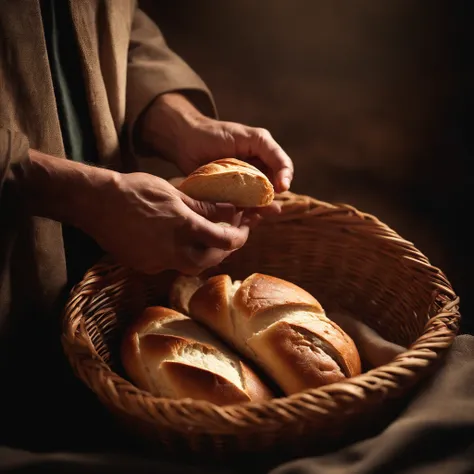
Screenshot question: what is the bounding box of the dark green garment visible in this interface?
[41,0,104,288]
[41,0,97,164]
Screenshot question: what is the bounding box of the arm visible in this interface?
[126,8,216,158]
[1,128,114,229]
[1,127,249,276]
[125,9,294,193]
[5,149,112,230]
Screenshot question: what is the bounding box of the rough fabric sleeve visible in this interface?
[0,128,30,199]
[126,8,217,157]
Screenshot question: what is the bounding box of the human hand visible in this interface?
[139,93,294,195]
[12,150,251,276]
[83,172,252,275]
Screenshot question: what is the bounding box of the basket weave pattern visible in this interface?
[62,192,460,455]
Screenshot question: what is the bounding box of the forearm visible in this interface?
[126,8,215,159]
[8,149,118,229]
[138,92,202,157]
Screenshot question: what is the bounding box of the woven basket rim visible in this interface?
[61,192,461,435]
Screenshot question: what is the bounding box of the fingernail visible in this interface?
[215,203,235,210]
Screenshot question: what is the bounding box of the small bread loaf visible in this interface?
[177,158,274,207]
[121,306,273,405]
[170,273,362,395]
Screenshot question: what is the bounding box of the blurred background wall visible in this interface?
[138,0,473,332]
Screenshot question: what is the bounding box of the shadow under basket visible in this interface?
[61,192,460,458]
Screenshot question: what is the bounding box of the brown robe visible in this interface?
[1,3,473,473]
[0,0,215,452]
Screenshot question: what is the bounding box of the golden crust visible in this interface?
[169,273,362,395]
[188,274,234,338]
[186,158,265,177]
[238,361,274,401]
[161,362,251,405]
[234,273,324,319]
[316,318,362,377]
[248,321,346,394]
[161,360,273,405]
[178,158,274,207]
[121,305,273,404]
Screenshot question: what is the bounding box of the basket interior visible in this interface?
[80,210,447,379]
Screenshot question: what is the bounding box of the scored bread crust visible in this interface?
[251,320,346,393]
[178,158,274,207]
[170,273,362,395]
[121,306,273,405]
[233,273,324,318]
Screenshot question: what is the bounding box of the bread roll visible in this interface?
[121,306,273,405]
[177,158,274,207]
[170,273,362,395]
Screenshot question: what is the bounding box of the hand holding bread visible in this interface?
[119,159,405,406]
[141,92,293,193]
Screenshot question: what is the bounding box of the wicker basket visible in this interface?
[61,192,460,458]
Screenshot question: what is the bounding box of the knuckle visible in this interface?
[254,127,272,142]
[219,230,235,251]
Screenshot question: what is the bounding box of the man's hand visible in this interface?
[12,150,251,275]
[140,93,294,194]
[85,172,251,275]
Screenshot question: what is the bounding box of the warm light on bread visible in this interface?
[121,306,273,405]
[170,273,362,395]
[177,158,274,207]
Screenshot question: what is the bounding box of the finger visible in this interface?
[241,212,263,229]
[182,208,250,251]
[232,125,294,193]
[181,194,240,224]
[241,201,282,217]
[178,246,232,276]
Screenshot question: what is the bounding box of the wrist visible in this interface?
[139,92,203,162]
[11,149,118,230]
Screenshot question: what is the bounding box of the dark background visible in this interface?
[138,0,473,333]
